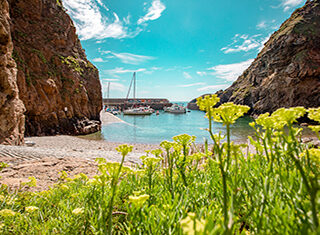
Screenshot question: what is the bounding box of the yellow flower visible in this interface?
[151,149,163,157]
[196,94,220,112]
[308,125,320,134]
[189,152,205,162]
[25,206,39,213]
[180,212,206,235]
[72,208,84,215]
[129,194,149,208]
[59,171,68,180]
[0,195,5,201]
[0,209,16,217]
[173,134,196,147]
[60,184,69,191]
[309,148,320,165]
[308,107,320,122]
[142,156,162,168]
[21,176,37,187]
[0,223,4,229]
[116,144,133,156]
[87,178,98,185]
[272,107,306,125]
[160,140,174,151]
[211,102,250,126]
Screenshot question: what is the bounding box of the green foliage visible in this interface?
[86,61,97,70]
[12,50,25,66]
[56,0,62,7]
[0,100,319,234]
[60,56,84,75]
[31,49,47,64]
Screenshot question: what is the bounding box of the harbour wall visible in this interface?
[103,98,172,110]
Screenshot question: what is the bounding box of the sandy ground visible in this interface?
[0,112,159,191]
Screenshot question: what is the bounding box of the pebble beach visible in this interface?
[0,112,159,190]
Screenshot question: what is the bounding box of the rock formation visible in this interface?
[8,0,102,136]
[0,0,25,145]
[187,94,210,110]
[190,0,320,114]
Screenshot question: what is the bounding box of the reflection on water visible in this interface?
[101,110,255,144]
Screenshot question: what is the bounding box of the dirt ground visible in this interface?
[0,156,100,191]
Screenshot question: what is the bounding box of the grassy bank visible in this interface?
[0,95,319,234]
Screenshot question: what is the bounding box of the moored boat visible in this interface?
[123,72,153,116]
[163,104,187,114]
[123,107,153,115]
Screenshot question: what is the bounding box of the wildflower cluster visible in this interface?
[0,103,318,234]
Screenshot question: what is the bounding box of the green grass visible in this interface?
[0,96,319,234]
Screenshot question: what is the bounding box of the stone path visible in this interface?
[0,144,142,165]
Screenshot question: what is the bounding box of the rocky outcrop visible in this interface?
[190,0,320,114]
[187,94,210,110]
[8,0,102,136]
[217,0,320,115]
[0,0,25,145]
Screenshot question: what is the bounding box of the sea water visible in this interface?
[101,108,254,144]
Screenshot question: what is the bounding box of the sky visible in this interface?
[62,0,307,101]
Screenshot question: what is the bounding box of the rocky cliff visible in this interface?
[190,0,320,114]
[8,0,102,136]
[218,0,320,115]
[0,0,25,144]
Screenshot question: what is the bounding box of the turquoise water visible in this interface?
[101,109,254,144]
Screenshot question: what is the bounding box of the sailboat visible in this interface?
[105,82,120,115]
[123,72,153,115]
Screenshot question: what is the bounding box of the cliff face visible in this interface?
[0,0,25,144]
[8,0,102,136]
[217,0,320,115]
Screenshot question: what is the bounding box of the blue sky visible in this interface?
[62,0,306,101]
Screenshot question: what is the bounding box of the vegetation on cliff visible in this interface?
[8,0,102,136]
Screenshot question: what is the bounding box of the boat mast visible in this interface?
[133,72,136,101]
[106,81,110,106]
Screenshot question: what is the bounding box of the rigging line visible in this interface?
[126,72,134,100]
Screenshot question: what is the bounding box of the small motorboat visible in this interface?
[163,104,187,114]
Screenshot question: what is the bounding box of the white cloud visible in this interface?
[104,67,146,77]
[183,72,192,79]
[183,66,193,69]
[101,78,119,81]
[256,19,279,31]
[221,34,263,54]
[143,66,162,74]
[138,0,166,24]
[139,90,151,95]
[96,0,109,11]
[102,81,125,92]
[197,84,230,92]
[178,82,206,88]
[63,0,141,40]
[208,59,254,81]
[256,21,267,29]
[196,71,207,76]
[281,0,304,11]
[92,57,105,62]
[102,51,155,65]
[257,34,271,52]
